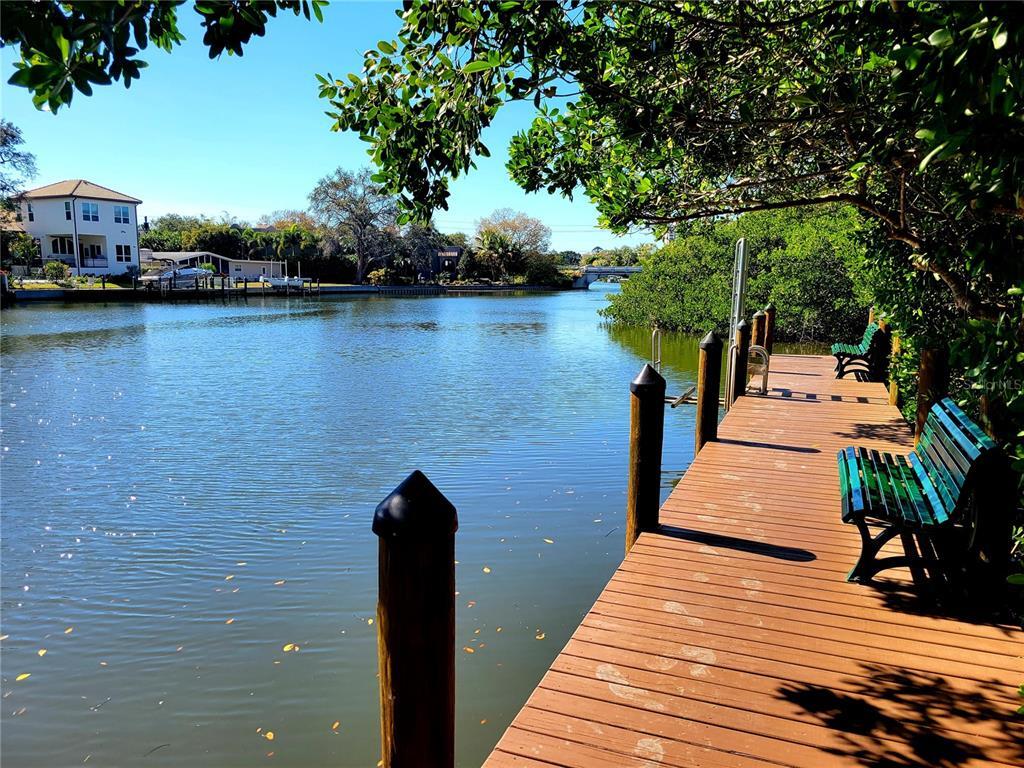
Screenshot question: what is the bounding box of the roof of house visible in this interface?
[21,180,142,204]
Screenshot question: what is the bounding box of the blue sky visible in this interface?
[1,2,652,252]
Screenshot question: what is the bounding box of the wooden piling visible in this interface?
[763,303,776,355]
[373,470,457,768]
[625,364,666,554]
[888,334,901,406]
[731,319,751,404]
[868,306,876,324]
[695,331,723,455]
[751,310,766,348]
[915,347,949,443]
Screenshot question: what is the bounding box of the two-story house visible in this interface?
[19,180,142,276]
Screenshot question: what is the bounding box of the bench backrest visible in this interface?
[861,322,879,347]
[910,397,997,524]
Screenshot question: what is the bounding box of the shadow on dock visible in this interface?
[659,524,817,562]
[779,661,1023,768]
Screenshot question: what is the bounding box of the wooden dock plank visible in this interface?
[484,355,1024,768]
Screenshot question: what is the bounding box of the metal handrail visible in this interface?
[748,344,771,395]
[651,326,662,373]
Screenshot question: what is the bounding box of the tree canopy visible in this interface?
[308,167,400,283]
[0,120,37,199]
[2,0,325,112]
[475,208,551,256]
[322,1,1022,323]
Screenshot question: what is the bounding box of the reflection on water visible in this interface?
[0,285,816,767]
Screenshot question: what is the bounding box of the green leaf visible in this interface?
[927,29,953,49]
[463,59,498,74]
[993,26,1008,50]
[378,40,396,55]
[1007,573,1024,585]
[918,141,948,172]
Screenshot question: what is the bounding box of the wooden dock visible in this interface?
[484,354,1023,768]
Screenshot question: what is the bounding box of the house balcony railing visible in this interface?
[81,257,108,268]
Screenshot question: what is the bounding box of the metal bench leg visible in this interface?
[847,521,900,583]
[899,532,929,586]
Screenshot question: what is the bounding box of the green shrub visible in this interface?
[367,267,398,285]
[523,252,572,287]
[43,260,71,284]
[602,205,869,341]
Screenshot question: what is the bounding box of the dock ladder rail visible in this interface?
[651,326,699,407]
[724,342,771,404]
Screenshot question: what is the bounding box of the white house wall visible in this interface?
[22,197,140,276]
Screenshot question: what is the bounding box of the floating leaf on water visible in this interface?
[15,673,30,681]
[99,661,108,666]
[225,618,235,625]
[64,627,73,634]
[236,562,247,566]
[482,566,491,573]
[367,618,374,625]
[0,635,8,641]
[331,721,340,731]
[462,646,475,654]
[543,538,554,544]
[282,643,299,653]
[225,575,234,581]
[273,580,286,586]
[535,631,546,640]
[496,627,502,632]
[37,649,47,657]
[480,719,488,725]
[175,646,184,652]
[264,731,275,741]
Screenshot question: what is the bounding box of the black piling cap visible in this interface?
[753,310,766,318]
[373,470,458,539]
[699,330,722,351]
[630,363,666,397]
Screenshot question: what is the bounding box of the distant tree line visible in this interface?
[138,169,583,286]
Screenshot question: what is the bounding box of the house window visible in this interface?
[51,236,74,256]
[81,202,99,222]
[27,203,34,222]
[114,205,130,224]
[65,201,72,220]
[115,244,132,263]
[84,243,103,258]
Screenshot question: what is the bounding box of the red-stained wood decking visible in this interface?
[484,354,1023,768]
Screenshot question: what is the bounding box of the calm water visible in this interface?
[0,286,793,767]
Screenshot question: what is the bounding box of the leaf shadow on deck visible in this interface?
[657,524,816,562]
[778,661,1023,767]
[833,420,915,444]
[865,578,1023,635]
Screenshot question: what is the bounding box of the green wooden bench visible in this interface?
[837,397,1011,587]
[832,322,893,381]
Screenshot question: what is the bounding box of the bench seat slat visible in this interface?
[943,397,996,451]
[908,452,950,525]
[918,428,962,513]
[923,420,971,482]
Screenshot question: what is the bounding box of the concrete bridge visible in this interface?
[573,265,642,288]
